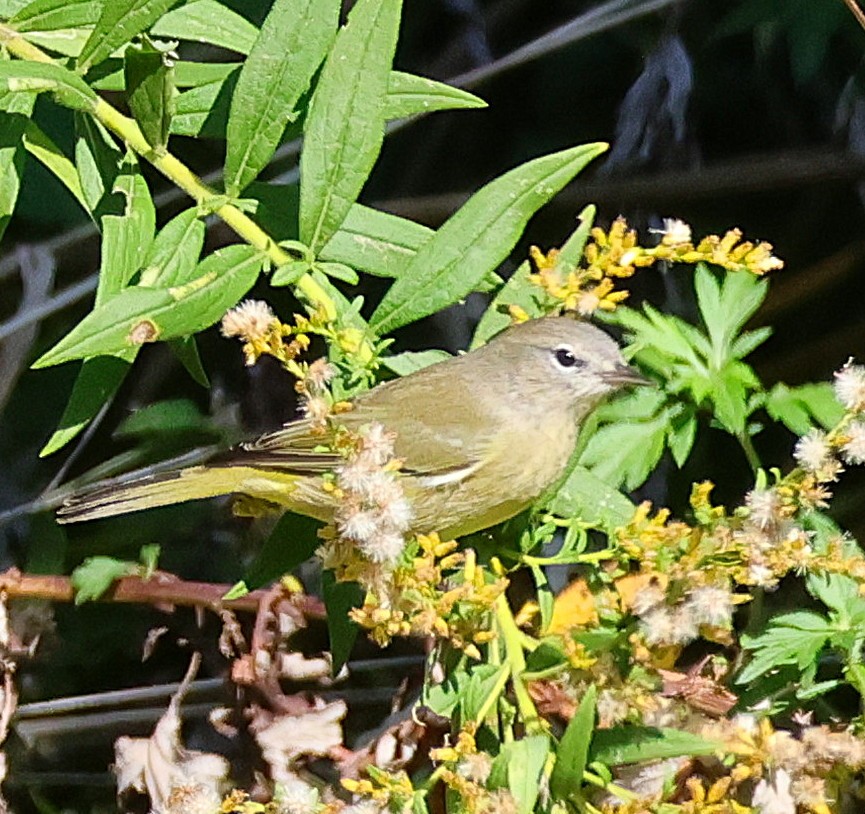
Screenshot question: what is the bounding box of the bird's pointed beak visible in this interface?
[601,363,653,387]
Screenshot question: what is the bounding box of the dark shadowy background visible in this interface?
[2,0,865,806]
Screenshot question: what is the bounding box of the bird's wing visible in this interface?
[242,373,485,480]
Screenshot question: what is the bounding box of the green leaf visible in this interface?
[224,0,340,195]
[765,382,844,435]
[40,355,133,456]
[546,465,634,533]
[470,198,600,349]
[371,143,607,333]
[730,326,772,359]
[12,0,101,31]
[737,611,832,684]
[320,203,432,278]
[0,91,35,242]
[78,0,179,73]
[33,245,263,367]
[115,398,208,437]
[460,663,508,722]
[489,735,549,814]
[589,726,720,765]
[550,684,596,801]
[139,207,205,287]
[22,119,87,211]
[666,409,697,467]
[171,67,239,138]
[75,113,123,220]
[578,412,668,492]
[0,60,96,110]
[244,513,323,590]
[71,555,138,604]
[299,0,402,250]
[384,70,486,120]
[381,349,451,377]
[322,571,361,672]
[95,155,156,301]
[169,336,209,387]
[150,0,258,54]
[124,38,175,151]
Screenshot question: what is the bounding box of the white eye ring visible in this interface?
[552,346,585,369]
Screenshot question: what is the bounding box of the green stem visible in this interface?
[0,23,338,322]
[738,430,762,475]
[495,594,542,734]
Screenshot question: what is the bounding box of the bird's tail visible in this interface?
[57,465,303,524]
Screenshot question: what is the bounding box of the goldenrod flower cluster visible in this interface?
[528,217,784,316]
[347,535,506,652]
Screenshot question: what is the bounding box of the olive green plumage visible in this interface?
[58,317,645,537]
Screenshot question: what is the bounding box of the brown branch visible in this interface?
[0,569,326,618]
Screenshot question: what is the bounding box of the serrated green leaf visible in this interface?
[550,684,596,801]
[765,382,844,434]
[667,409,697,467]
[78,0,179,73]
[33,245,263,367]
[737,611,832,684]
[578,412,668,492]
[589,726,720,765]
[40,355,133,456]
[151,0,258,54]
[489,735,549,814]
[730,326,772,359]
[225,0,340,195]
[371,143,607,333]
[71,555,138,604]
[546,465,634,533]
[124,39,174,150]
[299,0,401,249]
[384,70,486,120]
[22,119,87,211]
[12,0,100,31]
[381,349,451,377]
[0,60,96,110]
[140,207,204,287]
[320,203,432,278]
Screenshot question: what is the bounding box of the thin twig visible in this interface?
[843,0,865,32]
[0,568,326,617]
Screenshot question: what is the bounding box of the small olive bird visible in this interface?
[58,317,646,538]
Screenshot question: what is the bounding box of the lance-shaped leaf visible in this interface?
[124,39,175,151]
[299,0,402,251]
[224,0,340,195]
[550,684,596,802]
[371,142,607,333]
[384,71,485,120]
[139,207,205,288]
[320,203,432,278]
[78,0,179,73]
[22,120,87,211]
[151,0,258,54]
[12,0,101,32]
[171,67,239,138]
[41,355,134,457]
[0,92,35,243]
[0,61,96,111]
[33,245,263,368]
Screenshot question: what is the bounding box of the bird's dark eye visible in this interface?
[553,347,585,369]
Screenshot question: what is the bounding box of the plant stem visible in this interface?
[494,593,542,734]
[0,23,338,322]
[738,430,762,475]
